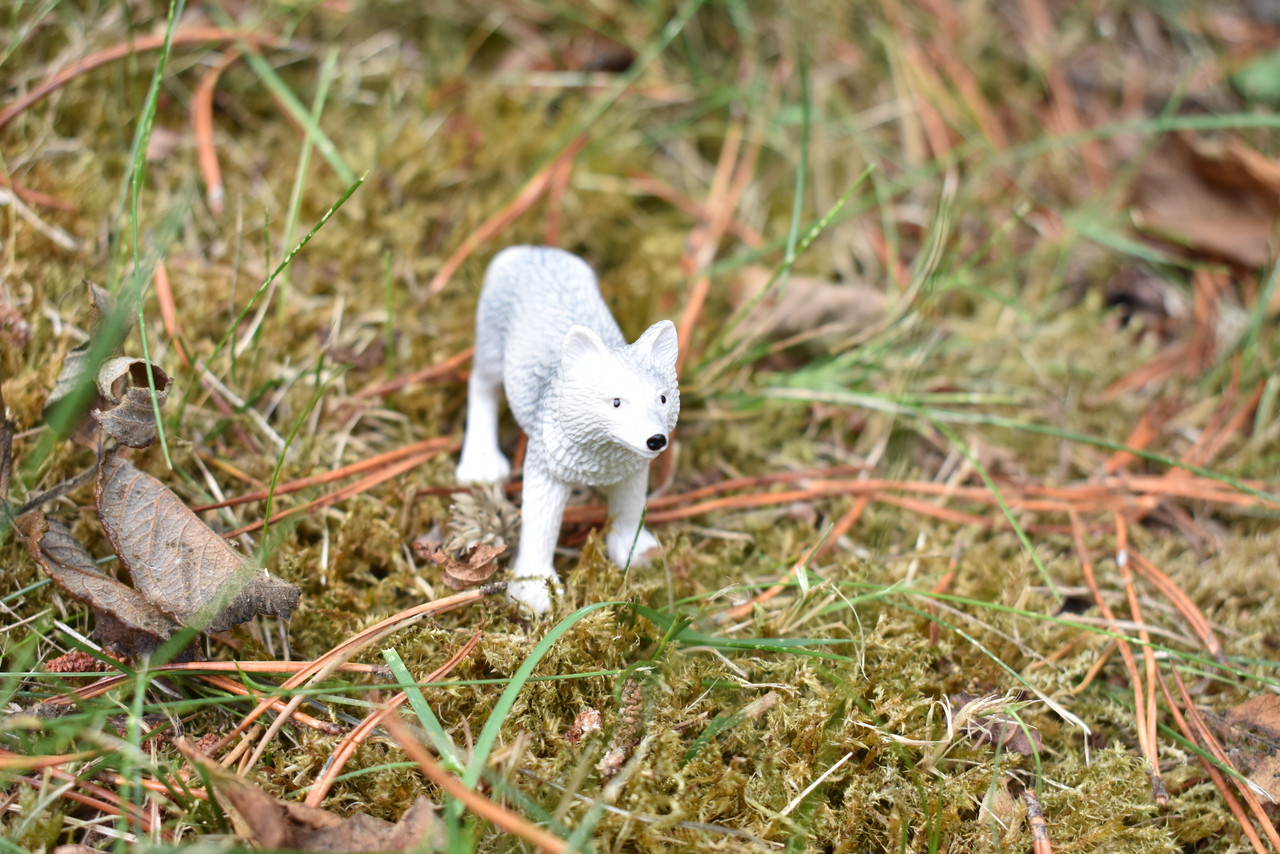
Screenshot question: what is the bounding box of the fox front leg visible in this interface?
[455,368,512,485]
[507,463,572,612]
[603,467,661,569]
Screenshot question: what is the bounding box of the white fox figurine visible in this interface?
[456,246,680,612]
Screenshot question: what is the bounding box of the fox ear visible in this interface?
[631,320,679,375]
[561,325,609,368]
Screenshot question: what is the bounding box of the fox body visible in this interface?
[456,246,680,611]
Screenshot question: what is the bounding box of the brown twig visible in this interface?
[355,347,472,398]
[222,446,448,537]
[1024,790,1053,854]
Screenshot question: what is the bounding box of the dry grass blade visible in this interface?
[1114,515,1167,804]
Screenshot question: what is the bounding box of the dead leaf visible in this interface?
[1226,694,1280,742]
[950,693,1043,757]
[564,708,602,745]
[1131,133,1280,268]
[46,282,118,411]
[16,511,182,657]
[178,739,441,851]
[420,543,506,591]
[1221,695,1280,813]
[91,356,174,448]
[730,265,886,347]
[96,454,299,632]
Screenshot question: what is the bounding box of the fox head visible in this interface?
[558,320,680,460]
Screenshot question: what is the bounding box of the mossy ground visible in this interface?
[2,1,1280,852]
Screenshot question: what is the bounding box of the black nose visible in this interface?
[647,434,667,451]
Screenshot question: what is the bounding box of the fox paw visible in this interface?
[456,449,511,485]
[506,567,562,614]
[607,526,661,569]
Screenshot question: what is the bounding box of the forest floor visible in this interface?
[4,1,1280,852]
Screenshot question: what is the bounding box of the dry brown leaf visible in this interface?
[16,511,181,656]
[96,454,299,632]
[91,356,174,448]
[1226,694,1280,742]
[950,693,1043,757]
[730,265,886,346]
[420,543,506,591]
[1131,134,1280,268]
[179,739,441,851]
[1223,696,1280,814]
[46,282,117,412]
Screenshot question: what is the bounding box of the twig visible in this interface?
[1024,790,1052,854]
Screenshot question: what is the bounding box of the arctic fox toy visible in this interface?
[456,246,680,612]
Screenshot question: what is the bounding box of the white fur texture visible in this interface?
[456,246,680,612]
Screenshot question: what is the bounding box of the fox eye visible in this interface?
[612,398,621,408]
[660,395,667,404]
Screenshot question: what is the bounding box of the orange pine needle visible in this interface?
[305,629,483,806]
[427,136,587,297]
[192,50,243,215]
[0,28,276,131]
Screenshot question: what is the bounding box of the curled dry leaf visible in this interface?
[45,282,117,412]
[91,356,174,448]
[1131,133,1280,269]
[16,511,181,657]
[177,739,441,851]
[564,708,602,745]
[419,543,506,591]
[96,454,299,632]
[949,693,1043,757]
